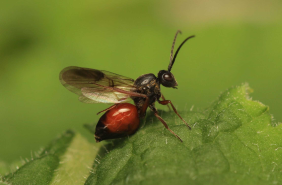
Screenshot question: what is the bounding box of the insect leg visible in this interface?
[158,100,191,129]
[97,104,118,115]
[161,94,171,111]
[139,97,150,118]
[149,106,183,142]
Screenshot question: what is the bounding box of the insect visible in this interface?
[59,30,195,142]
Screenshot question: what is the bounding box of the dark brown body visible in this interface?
[132,73,161,116]
[60,31,194,142]
[95,74,162,142]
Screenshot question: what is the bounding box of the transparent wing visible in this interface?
[59,66,136,103]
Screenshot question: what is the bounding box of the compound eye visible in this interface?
[163,73,173,81]
[158,70,177,87]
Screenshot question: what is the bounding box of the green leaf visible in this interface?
[2,84,282,185]
[86,84,282,185]
[2,130,98,185]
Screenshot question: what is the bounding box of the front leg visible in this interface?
[149,105,183,142]
[158,99,191,129]
[161,94,171,111]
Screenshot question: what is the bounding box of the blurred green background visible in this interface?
[0,0,282,164]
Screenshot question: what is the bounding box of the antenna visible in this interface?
[168,33,195,72]
[169,30,182,66]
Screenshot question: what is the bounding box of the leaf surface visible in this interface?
[86,84,282,185]
[2,84,282,185]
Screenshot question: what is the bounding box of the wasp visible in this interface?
[59,30,195,142]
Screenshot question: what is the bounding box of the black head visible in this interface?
[158,70,178,88]
[158,30,195,88]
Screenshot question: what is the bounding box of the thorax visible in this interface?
[132,73,161,108]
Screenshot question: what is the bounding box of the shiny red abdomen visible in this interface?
[95,103,140,142]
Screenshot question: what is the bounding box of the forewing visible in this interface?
[59,66,136,103]
[80,87,131,103]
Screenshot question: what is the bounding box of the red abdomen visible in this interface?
[95,103,140,142]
